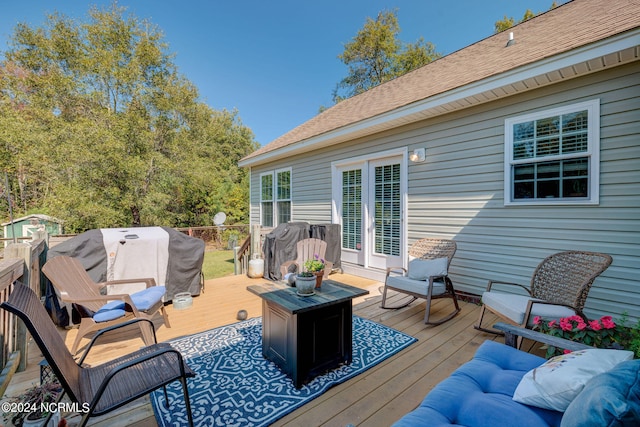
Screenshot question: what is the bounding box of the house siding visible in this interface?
[249,62,640,321]
[407,62,640,320]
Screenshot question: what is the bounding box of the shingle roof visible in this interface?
[241,0,640,164]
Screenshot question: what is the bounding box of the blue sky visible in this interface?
[0,1,566,146]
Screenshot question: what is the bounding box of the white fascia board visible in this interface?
[239,29,639,168]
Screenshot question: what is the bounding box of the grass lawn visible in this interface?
[202,249,236,280]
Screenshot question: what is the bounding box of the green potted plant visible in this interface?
[304,255,326,289]
[3,381,62,427]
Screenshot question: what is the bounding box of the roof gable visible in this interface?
[241,0,640,166]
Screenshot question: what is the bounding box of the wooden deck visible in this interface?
[4,273,505,426]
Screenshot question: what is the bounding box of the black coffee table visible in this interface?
[247,280,369,388]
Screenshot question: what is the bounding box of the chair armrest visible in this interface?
[58,293,129,304]
[280,260,298,277]
[485,280,532,295]
[77,318,157,364]
[104,277,157,288]
[323,261,334,278]
[386,267,407,278]
[494,322,592,352]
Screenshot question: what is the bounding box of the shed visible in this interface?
[2,214,63,245]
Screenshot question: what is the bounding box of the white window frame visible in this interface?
[260,167,292,226]
[504,99,600,206]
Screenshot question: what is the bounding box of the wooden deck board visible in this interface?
[2,273,505,427]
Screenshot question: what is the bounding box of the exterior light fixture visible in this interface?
[410,148,426,163]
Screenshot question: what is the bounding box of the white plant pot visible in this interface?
[295,275,316,294]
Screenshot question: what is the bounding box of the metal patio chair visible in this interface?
[381,238,460,325]
[475,250,613,335]
[43,255,170,354]
[0,282,195,427]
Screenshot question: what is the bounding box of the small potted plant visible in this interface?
[295,269,316,295]
[304,254,326,289]
[3,381,62,427]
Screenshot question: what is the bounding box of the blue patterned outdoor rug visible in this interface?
[150,316,416,427]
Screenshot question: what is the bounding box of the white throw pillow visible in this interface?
[512,348,634,412]
[407,257,448,280]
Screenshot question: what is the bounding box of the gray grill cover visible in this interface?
[262,222,341,281]
[46,226,204,301]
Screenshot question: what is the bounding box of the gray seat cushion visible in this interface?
[386,275,447,296]
[481,291,576,325]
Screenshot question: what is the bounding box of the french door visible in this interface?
[335,155,405,270]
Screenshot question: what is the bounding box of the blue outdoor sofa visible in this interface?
[393,323,640,427]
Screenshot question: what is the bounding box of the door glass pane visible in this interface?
[374,164,400,256]
[342,170,362,251]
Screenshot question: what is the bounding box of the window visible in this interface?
[342,169,362,251]
[276,169,291,225]
[504,100,600,205]
[260,168,291,226]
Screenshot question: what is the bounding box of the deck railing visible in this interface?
[234,225,272,275]
[0,239,47,397]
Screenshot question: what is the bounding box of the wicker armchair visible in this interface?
[475,250,613,335]
[381,238,460,325]
[0,283,195,427]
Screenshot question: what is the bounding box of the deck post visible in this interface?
[250,224,261,259]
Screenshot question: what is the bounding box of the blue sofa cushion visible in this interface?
[393,340,563,427]
[561,359,640,427]
[93,286,166,323]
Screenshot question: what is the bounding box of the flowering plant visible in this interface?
[533,314,640,358]
[303,254,325,273]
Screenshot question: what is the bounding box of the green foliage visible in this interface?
[304,254,325,272]
[332,9,441,104]
[494,2,558,33]
[533,314,640,359]
[0,2,258,231]
[201,249,235,280]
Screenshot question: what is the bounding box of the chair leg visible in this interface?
[163,385,170,408]
[72,320,93,354]
[161,306,171,328]
[180,376,195,427]
[380,285,417,310]
[424,283,461,326]
[473,305,505,335]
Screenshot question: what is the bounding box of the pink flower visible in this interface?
[533,316,542,325]
[576,322,587,330]
[560,319,573,331]
[563,349,572,354]
[589,320,602,331]
[548,320,557,328]
[601,316,616,329]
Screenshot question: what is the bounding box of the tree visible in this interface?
[495,2,558,32]
[0,3,258,231]
[332,10,441,104]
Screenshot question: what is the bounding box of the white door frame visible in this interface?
[331,148,408,271]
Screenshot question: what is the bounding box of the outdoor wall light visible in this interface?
[409,148,426,163]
